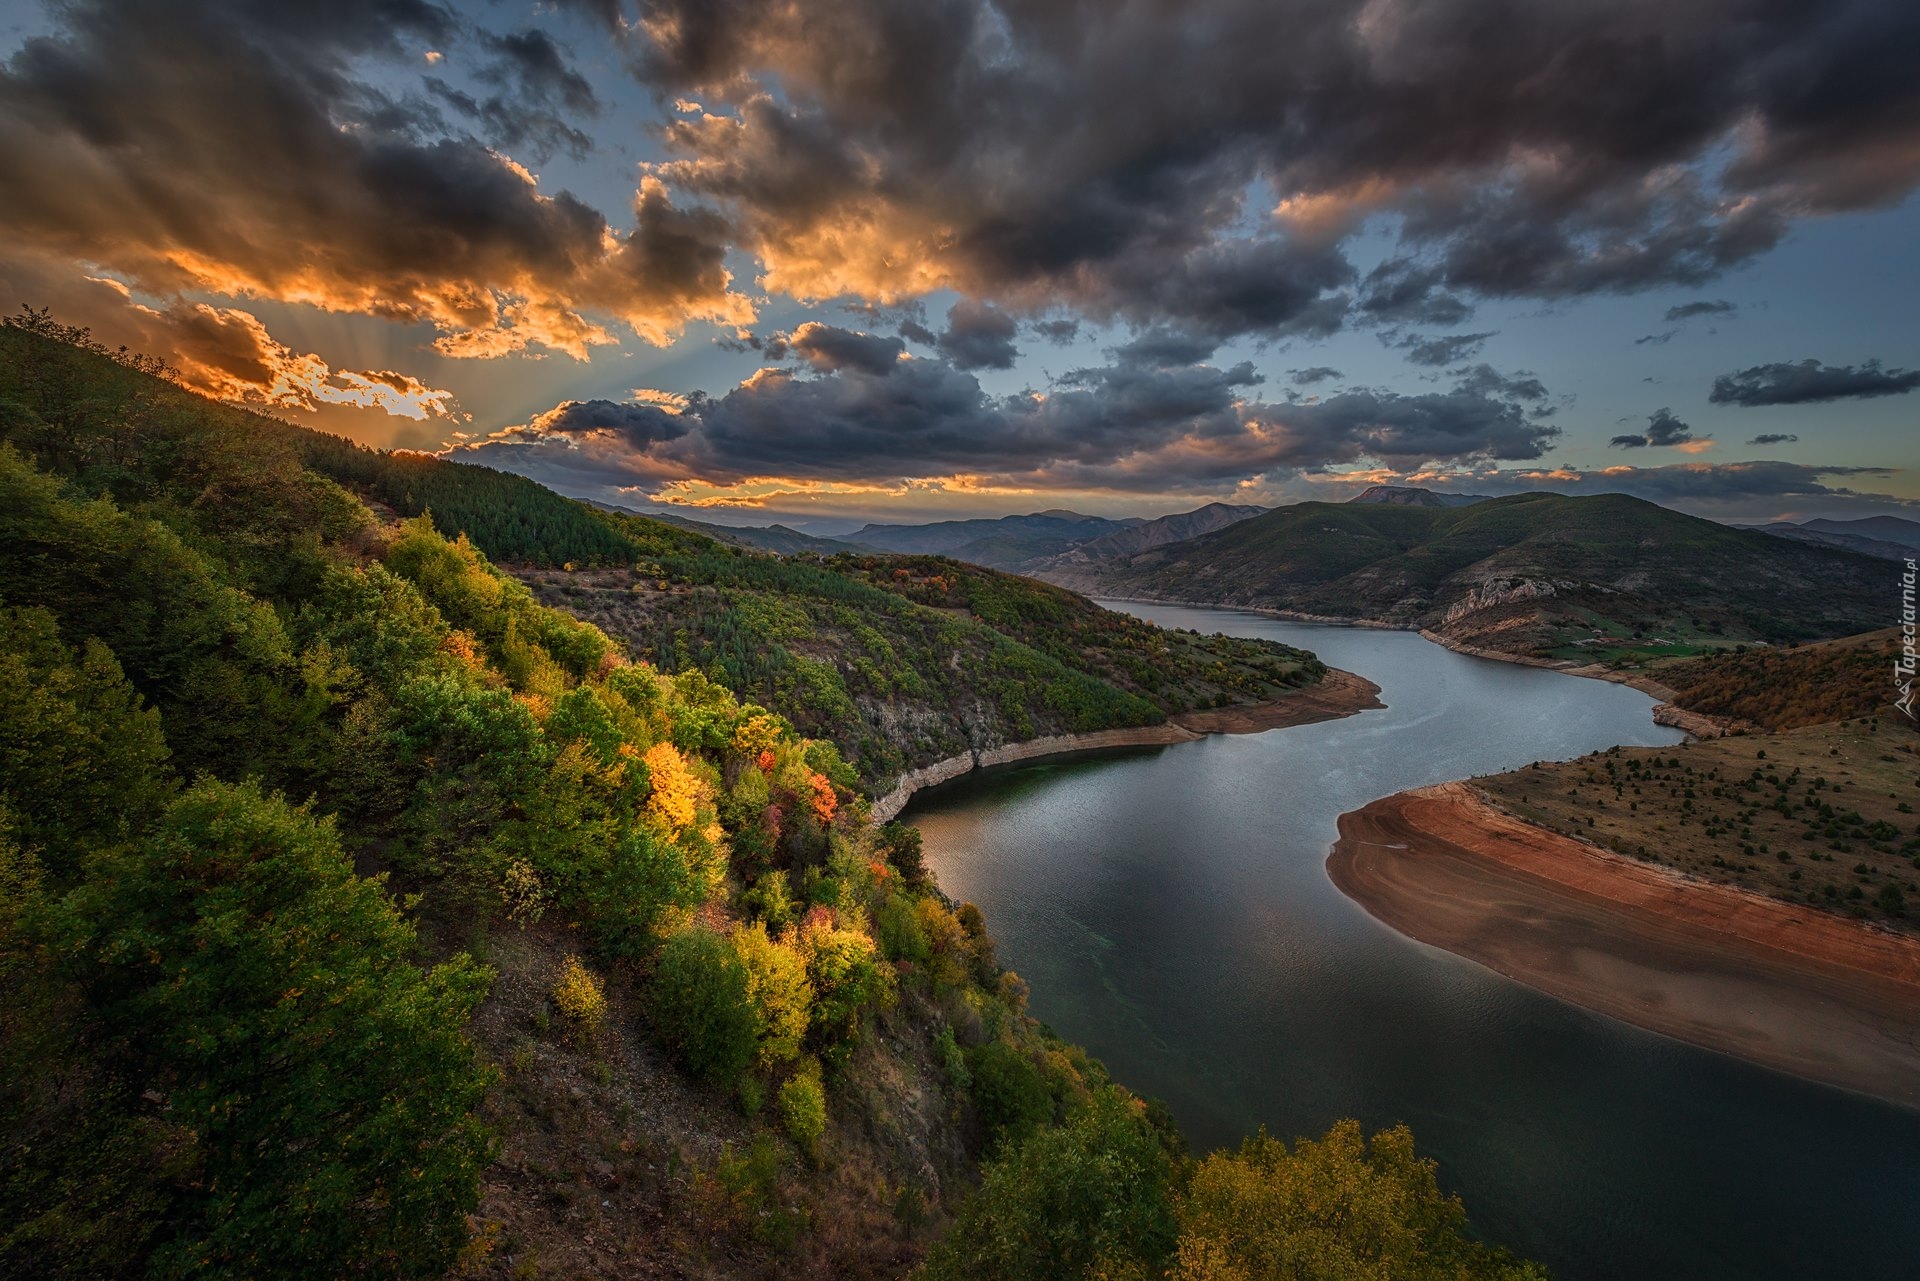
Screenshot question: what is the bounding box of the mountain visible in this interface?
[1802,515,1920,551]
[831,510,1144,568]
[1058,492,1890,660]
[1347,484,1491,507]
[1032,502,1267,587]
[1737,521,1917,562]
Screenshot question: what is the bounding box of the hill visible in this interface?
[1347,484,1491,507]
[1030,501,1265,579]
[0,315,1542,1280]
[1046,492,1891,661]
[1804,515,1920,550]
[603,505,863,555]
[1660,629,1914,732]
[1738,521,1916,562]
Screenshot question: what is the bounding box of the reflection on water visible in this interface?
[910,603,1920,1281]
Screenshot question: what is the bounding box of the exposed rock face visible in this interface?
[1439,578,1560,627]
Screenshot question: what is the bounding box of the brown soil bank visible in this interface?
[1330,782,1920,1108]
[874,668,1382,821]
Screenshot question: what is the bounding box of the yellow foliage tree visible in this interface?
[643,741,699,834]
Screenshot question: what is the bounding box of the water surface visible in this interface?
[911,603,1920,1281]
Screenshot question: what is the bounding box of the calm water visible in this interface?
[910,603,1920,1281]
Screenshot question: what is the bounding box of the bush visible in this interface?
[732,921,813,1069]
[779,1060,828,1164]
[967,1040,1053,1151]
[800,921,895,1069]
[650,927,756,1087]
[551,954,607,1040]
[919,1090,1179,1281]
[1172,1121,1548,1281]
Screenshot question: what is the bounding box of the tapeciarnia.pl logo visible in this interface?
[1899,557,1917,720]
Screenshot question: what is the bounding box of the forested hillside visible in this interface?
[0,316,1540,1281]
[1045,492,1890,661]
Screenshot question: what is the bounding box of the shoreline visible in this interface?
[1329,781,1920,1108]
[1090,591,1744,736]
[871,667,1383,821]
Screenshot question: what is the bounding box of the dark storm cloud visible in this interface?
[1609,407,1699,448]
[786,322,904,375]
[1665,299,1736,322]
[1031,319,1081,345]
[898,320,938,346]
[1393,330,1496,367]
[933,300,1020,370]
[1709,358,1920,406]
[1289,366,1342,386]
[1451,364,1550,403]
[462,346,1561,493]
[1110,328,1219,369]
[638,0,1920,340]
[1749,432,1800,445]
[525,398,693,444]
[426,29,601,161]
[0,0,748,358]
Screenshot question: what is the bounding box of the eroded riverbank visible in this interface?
[1329,782,1920,1107]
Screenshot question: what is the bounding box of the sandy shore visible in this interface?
[871,667,1382,821]
[1330,782,1920,1107]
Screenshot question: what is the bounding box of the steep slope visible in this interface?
[1067,493,1889,660]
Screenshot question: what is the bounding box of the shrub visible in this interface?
[919,1090,1179,1281]
[967,1040,1053,1151]
[650,926,756,1087]
[1172,1121,1548,1281]
[732,921,813,1069]
[551,954,607,1039]
[800,921,895,1069]
[779,1059,828,1164]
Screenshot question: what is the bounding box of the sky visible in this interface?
[1,0,1917,533]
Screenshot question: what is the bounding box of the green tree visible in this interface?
[56,780,496,1280]
[919,1089,1179,1281]
[1172,1121,1549,1281]
[650,925,758,1087]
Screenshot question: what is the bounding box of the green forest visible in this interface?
[0,316,1540,1280]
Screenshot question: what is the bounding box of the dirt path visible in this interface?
[1329,782,1920,1107]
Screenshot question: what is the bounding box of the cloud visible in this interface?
[1664,299,1736,322]
[933,299,1019,370]
[1031,318,1081,345]
[1710,358,1920,406]
[456,345,1562,497]
[1748,432,1800,445]
[1110,327,1219,369]
[0,259,456,418]
[635,0,1920,341]
[1609,407,1704,449]
[0,0,751,364]
[785,321,905,375]
[1392,330,1496,366]
[1289,366,1342,386]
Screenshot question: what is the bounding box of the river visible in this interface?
[908,602,1920,1281]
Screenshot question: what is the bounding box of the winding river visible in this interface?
[909,603,1920,1281]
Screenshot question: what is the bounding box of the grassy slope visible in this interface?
[1066,492,1890,658]
[1475,629,1920,931]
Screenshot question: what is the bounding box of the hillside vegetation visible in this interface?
[0,317,1539,1281]
[1661,630,1910,731]
[1041,493,1890,661]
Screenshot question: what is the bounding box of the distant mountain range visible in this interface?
[1738,515,1920,562]
[828,505,1276,571]
[1031,492,1889,659]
